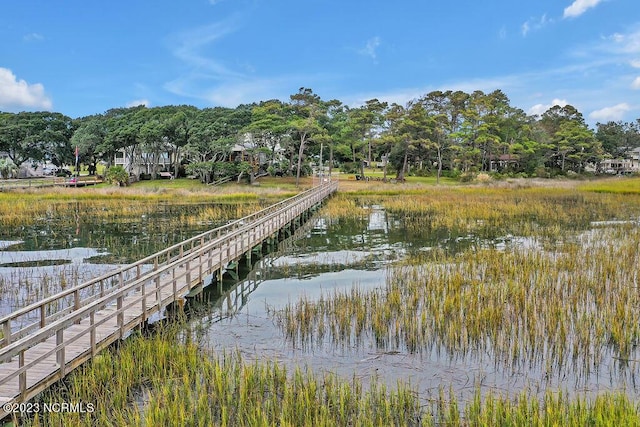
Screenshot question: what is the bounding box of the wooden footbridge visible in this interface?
[0,181,338,419]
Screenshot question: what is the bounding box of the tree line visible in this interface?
[1,88,639,184]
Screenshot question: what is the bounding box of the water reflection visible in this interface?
[184,206,640,406]
[1,202,255,263]
[0,242,123,318]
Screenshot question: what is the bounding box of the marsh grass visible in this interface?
[321,186,640,243]
[15,181,640,425]
[24,326,423,427]
[270,185,640,392]
[579,177,640,194]
[0,265,86,310]
[0,186,271,228]
[0,188,276,265]
[24,327,640,426]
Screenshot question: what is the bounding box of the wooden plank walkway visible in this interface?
[0,181,337,419]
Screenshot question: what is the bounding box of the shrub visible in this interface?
[105,166,129,186]
[475,173,492,183]
[459,172,476,182]
[534,166,550,178]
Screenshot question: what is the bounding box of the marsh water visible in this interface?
[183,205,640,406]
[1,199,639,407]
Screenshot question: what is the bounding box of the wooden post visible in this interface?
[3,321,10,347]
[141,282,147,323]
[172,268,177,304]
[186,261,191,287]
[117,295,123,338]
[56,329,65,376]
[154,258,161,311]
[74,289,80,324]
[90,311,96,356]
[199,251,203,285]
[19,350,26,397]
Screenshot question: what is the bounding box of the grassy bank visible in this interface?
[0,177,304,229]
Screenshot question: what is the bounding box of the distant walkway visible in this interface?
[0,181,338,419]
[0,177,102,191]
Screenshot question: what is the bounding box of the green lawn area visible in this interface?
[343,168,458,185]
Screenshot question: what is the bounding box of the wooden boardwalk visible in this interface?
[0,181,337,419]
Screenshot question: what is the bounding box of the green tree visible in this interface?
[139,117,166,179]
[555,120,602,172]
[159,106,198,178]
[0,111,73,168]
[540,105,596,172]
[186,108,235,163]
[104,106,147,177]
[288,88,327,187]
[71,115,108,175]
[596,121,640,158]
[383,101,432,180]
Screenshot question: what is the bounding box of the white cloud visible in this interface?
[631,60,640,68]
[23,33,44,42]
[631,77,640,90]
[358,37,381,61]
[0,67,52,111]
[126,99,150,108]
[522,14,551,37]
[528,99,569,116]
[563,0,604,19]
[168,20,244,82]
[589,103,631,121]
[165,19,321,107]
[201,77,291,107]
[602,30,640,55]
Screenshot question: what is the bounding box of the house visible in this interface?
[114,148,172,176]
[231,137,284,166]
[600,147,640,174]
[489,154,520,172]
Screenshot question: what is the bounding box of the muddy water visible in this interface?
[188,206,640,406]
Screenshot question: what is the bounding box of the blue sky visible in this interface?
[1,0,639,126]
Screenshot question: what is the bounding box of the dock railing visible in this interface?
[0,181,337,404]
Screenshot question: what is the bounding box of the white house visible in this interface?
[114,148,172,176]
[601,147,640,174]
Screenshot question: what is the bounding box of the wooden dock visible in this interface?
[0,181,337,419]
